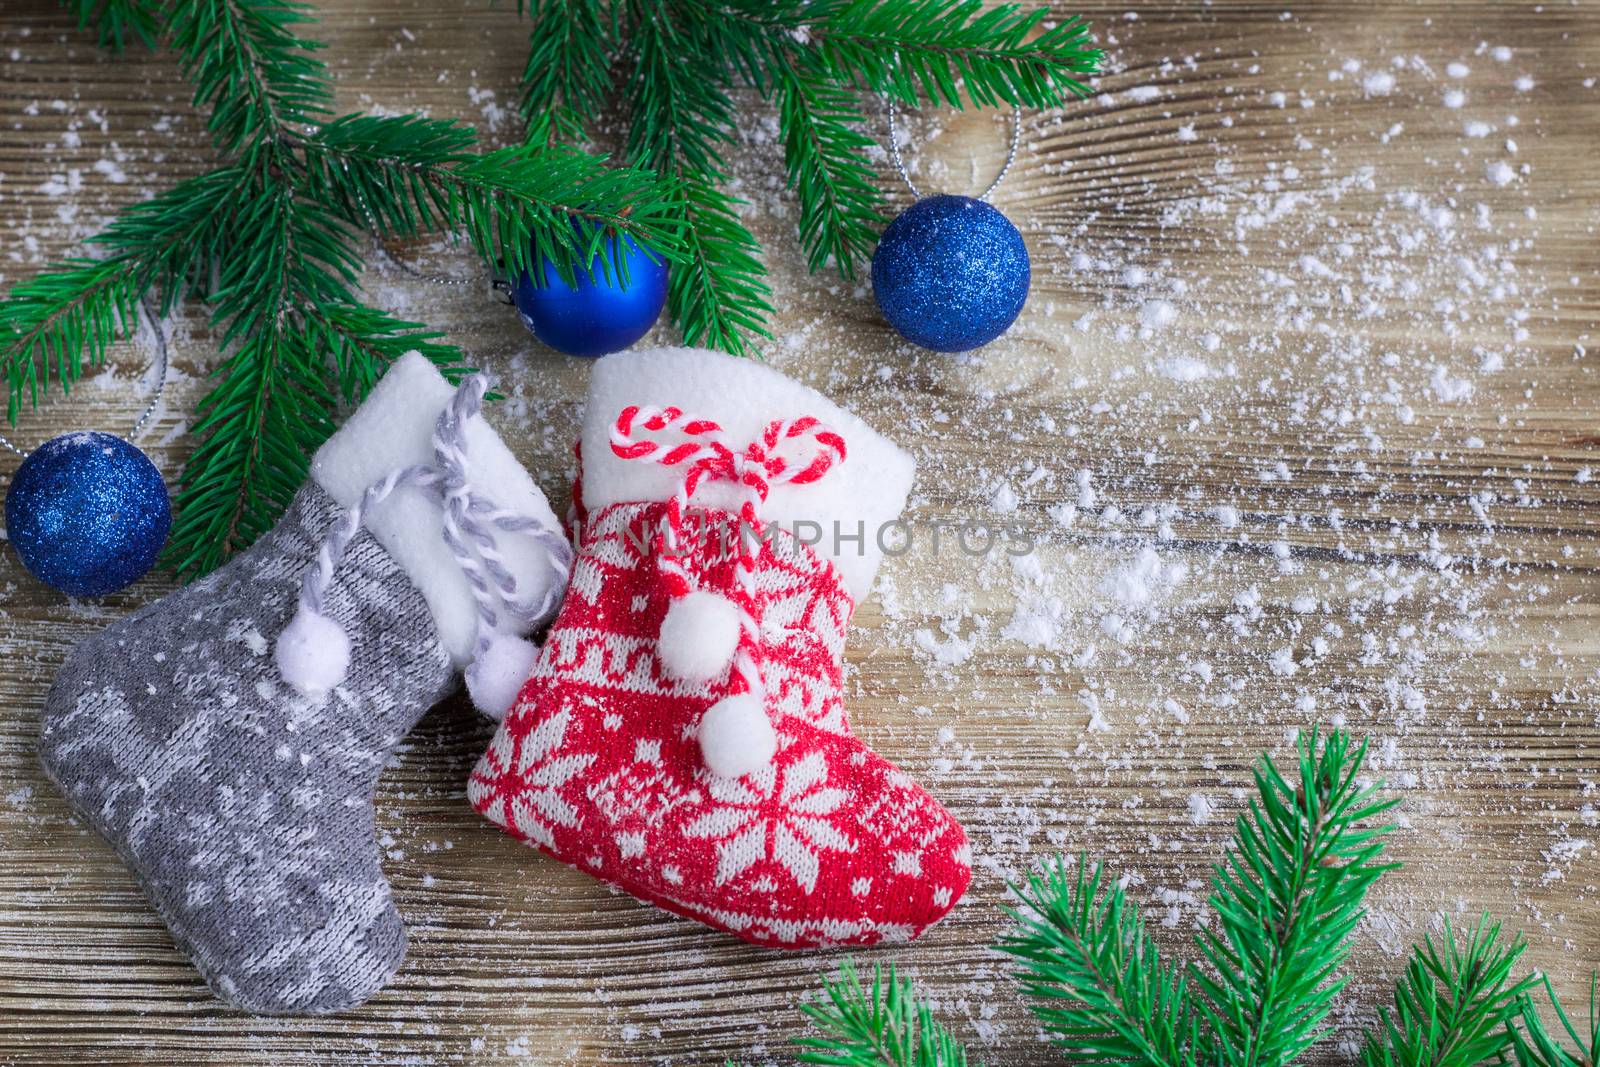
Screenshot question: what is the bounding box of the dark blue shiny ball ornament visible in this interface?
[513,230,669,358]
[871,193,1030,352]
[5,431,170,596]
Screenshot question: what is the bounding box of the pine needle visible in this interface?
[992,729,1393,1067]
[1512,973,1599,1067]
[166,0,333,152]
[520,0,615,146]
[624,0,773,354]
[799,0,1101,109]
[1,165,243,422]
[60,0,160,50]
[775,734,1590,1067]
[796,960,972,1067]
[1192,729,1398,1067]
[772,59,886,279]
[304,114,688,285]
[663,178,773,355]
[15,2,686,576]
[165,177,352,576]
[173,324,337,576]
[311,302,471,403]
[999,854,1196,1067]
[1360,915,1533,1067]
[26,0,1106,570]
[514,0,1103,342]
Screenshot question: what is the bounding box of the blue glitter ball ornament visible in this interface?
[5,431,171,597]
[513,229,669,358]
[871,193,1030,352]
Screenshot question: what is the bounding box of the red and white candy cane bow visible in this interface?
[610,404,846,778]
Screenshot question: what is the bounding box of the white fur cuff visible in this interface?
[312,352,563,666]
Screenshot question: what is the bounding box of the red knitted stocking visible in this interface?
[469,350,969,947]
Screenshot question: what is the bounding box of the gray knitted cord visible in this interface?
[39,373,570,1015]
[275,373,573,715]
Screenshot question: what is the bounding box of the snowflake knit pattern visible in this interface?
[470,405,970,947]
[41,486,455,1013]
[38,356,570,1014]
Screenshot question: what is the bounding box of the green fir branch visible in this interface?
[297,112,480,233]
[1192,730,1398,1067]
[772,59,886,278]
[61,0,329,151]
[0,165,244,422]
[204,169,358,347]
[15,0,687,576]
[624,0,737,178]
[60,0,161,51]
[1359,915,1532,1067]
[520,0,614,146]
[664,177,772,354]
[676,0,1097,279]
[38,0,1107,574]
[625,0,772,353]
[302,114,687,285]
[166,0,332,152]
[799,0,1099,110]
[173,323,337,576]
[311,302,470,404]
[999,854,1196,1067]
[0,258,138,425]
[165,179,360,577]
[787,732,1393,1067]
[89,164,249,311]
[162,167,488,577]
[796,960,972,1067]
[25,0,721,577]
[685,0,1100,110]
[517,0,1103,335]
[1512,974,1599,1067]
[777,734,1598,1067]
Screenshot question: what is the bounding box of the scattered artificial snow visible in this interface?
[0,10,1592,1063]
[1154,356,1213,382]
[1362,71,1395,96]
[1138,299,1178,330]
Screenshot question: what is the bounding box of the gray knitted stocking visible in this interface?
[39,484,454,1014]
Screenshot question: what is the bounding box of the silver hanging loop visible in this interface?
[886,97,1022,203]
[347,162,480,289]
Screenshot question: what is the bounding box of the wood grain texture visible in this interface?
[0,1,1596,1063]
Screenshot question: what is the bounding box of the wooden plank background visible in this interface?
[0,1,1596,1063]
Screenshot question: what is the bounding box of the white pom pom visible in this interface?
[275,607,351,697]
[658,590,743,684]
[466,633,539,720]
[698,693,776,779]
